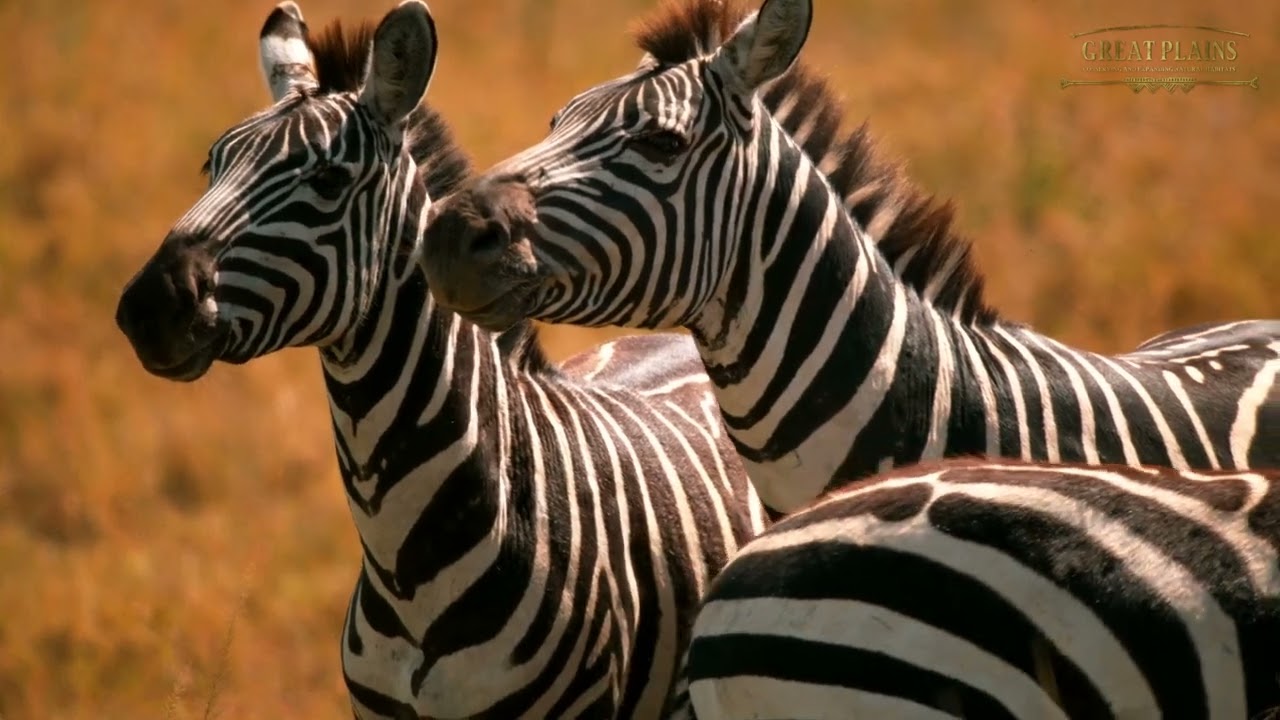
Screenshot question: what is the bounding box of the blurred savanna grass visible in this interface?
[0,0,1276,716]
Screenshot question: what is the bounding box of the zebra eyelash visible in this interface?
[627,127,689,162]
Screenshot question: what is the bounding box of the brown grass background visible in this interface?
[0,0,1276,716]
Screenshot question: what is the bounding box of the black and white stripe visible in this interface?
[115,3,767,718]
[681,458,1280,719]
[419,0,1279,514]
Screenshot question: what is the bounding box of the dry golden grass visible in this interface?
[0,0,1275,716]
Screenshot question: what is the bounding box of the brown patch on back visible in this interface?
[936,461,1257,514]
[782,480,934,528]
[628,0,997,325]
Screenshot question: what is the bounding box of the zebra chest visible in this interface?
[350,502,507,634]
[348,551,621,719]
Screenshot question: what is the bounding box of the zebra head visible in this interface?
[116,0,439,381]
[420,0,813,333]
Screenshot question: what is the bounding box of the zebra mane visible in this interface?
[632,0,742,62]
[307,20,558,376]
[633,0,997,325]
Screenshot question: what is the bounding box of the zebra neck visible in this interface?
[692,129,908,375]
[318,177,507,575]
[319,169,439,425]
[321,267,523,593]
[691,140,962,511]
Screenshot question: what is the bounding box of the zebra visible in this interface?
[416,0,1280,515]
[113,2,772,717]
[679,458,1280,719]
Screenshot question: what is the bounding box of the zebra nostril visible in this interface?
[468,223,509,257]
[193,267,216,303]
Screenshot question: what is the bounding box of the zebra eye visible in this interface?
[628,129,688,162]
[307,163,351,200]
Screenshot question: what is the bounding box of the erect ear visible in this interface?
[259,1,318,102]
[714,0,812,91]
[359,0,438,129]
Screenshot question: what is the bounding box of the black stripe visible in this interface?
[688,633,1023,720]
[930,492,1207,717]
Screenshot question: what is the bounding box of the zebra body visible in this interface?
[114,3,766,717]
[683,458,1280,719]
[417,0,1280,514]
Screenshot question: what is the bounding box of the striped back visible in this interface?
[684,458,1280,719]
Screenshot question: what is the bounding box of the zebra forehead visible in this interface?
[557,64,703,126]
[218,98,357,150]
[560,68,654,110]
[210,113,296,160]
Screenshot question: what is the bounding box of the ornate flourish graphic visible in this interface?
[1061,25,1258,93]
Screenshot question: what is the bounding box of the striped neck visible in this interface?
[318,166,503,581]
[691,118,963,511]
[685,114,1277,512]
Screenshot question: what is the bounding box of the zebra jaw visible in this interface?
[427,274,543,334]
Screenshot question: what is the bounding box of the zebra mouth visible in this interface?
[137,325,230,382]
[453,281,540,333]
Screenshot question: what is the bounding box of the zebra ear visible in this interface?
[259,1,317,102]
[715,0,812,91]
[359,0,438,129]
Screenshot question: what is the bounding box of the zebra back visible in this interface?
[686,458,1280,719]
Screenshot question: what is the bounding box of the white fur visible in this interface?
[259,35,315,101]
